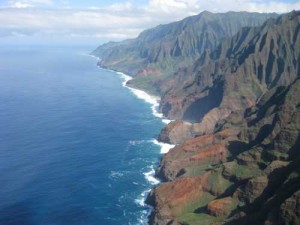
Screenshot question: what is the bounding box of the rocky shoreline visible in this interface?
[92,10,300,225]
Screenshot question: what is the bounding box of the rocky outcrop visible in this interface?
[277,190,300,225]
[146,177,203,225]
[158,108,233,144]
[158,121,194,144]
[207,197,237,217]
[157,128,239,181]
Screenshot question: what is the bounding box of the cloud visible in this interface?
[195,0,300,13]
[8,0,52,8]
[149,0,189,10]
[0,0,299,43]
[109,2,133,11]
[12,2,31,8]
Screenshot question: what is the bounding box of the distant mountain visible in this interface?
[147,10,300,225]
[92,11,277,95]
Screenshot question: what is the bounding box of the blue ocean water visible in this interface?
[0,46,166,225]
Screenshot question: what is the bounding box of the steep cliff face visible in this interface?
[92,11,277,95]
[160,10,300,138]
[93,9,300,225]
[146,11,300,225]
[148,75,300,225]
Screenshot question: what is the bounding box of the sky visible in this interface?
[0,0,299,46]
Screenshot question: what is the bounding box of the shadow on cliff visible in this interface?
[225,157,300,225]
[182,79,224,123]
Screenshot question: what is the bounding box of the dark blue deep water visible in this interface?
[0,46,165,225]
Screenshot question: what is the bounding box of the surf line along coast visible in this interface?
[98,63,175,202]
[116,70,176,223]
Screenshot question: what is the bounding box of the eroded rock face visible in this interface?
[240,176,269,204]
[158,121,193,144]
[157,111,238,145]
[278,190,300,225]
[207,197,237,217]
[157,129,239,181]
[146,177,203,225]
[160,11,300,125]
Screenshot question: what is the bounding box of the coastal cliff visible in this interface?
[92,11,277,95]
[93,10,300,225]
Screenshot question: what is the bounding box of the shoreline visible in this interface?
[116,71,173,125]
[115,70,175,224]
[91,56,175,224]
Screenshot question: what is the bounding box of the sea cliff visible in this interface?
[92,10,300,225]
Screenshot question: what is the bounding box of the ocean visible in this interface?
[0,46,173,225]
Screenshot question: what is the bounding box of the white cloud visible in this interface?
[0,0,299,43]
[197,0,300,13]
[8,0,52,8]
[149,0,189,10]
[12,2,31,8]
[109,2,133,11]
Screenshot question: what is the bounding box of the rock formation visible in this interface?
[93,10,300,225]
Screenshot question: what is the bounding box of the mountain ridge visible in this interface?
[93,10,300,225]
[92,11,278,95]
[147,10,300,225]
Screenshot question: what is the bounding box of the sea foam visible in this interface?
[143,166,160,185]
[151,139,175,154]
[135,188,152,207]
[86,54,99,60]
[117,72,132,87]
[107,69,176,224]
[117,71,172,124]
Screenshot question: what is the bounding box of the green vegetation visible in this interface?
[128,75,162,96]
[207,171,234,195]
[184,164,213,177]
[178,192,215,216]
[267,150,289,161]
[176,193,217,224]
[223,161,261,180]
[178,213,221,225]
